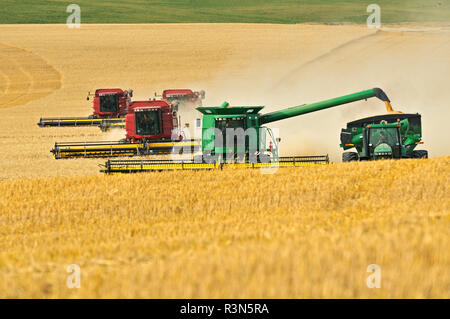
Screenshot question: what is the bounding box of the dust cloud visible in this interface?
[191,27,450,162]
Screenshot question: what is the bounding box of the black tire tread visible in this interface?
[342,152,359,162]
[412,150,428,159]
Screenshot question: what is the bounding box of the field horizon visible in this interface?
[1,0,450,24]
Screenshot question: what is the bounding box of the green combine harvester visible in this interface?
[101,87,425,174]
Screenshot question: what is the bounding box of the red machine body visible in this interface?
[125,100,181,142]
[162,89,205,107]
[91,88,132,118]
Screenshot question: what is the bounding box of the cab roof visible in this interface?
[130,100,169,109]
[163,89,194,97]
[95,88,124,95]
[347,113,420,128]
[196,106,264,115]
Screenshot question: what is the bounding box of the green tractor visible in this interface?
[340,113,427,162]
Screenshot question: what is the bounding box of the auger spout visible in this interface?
[259,88,393,125]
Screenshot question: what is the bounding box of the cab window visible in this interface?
[369,128,398,147]
[135,110,161,135]
[99,94,119,113]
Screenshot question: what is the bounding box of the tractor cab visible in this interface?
[367,125,402,159]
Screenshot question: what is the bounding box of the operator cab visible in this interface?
[99,93,119,113]
[135,108,161,135]
[196,104,276,162]
[90,88,132,118]
[367,126,401,159]
[214,116,247,151]
[125,100,177,142]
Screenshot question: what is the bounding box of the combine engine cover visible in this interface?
[162,89,205,108]
[125,100,179,142]
[92,88,132,118]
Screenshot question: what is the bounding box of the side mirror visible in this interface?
[276,138,281,143]
[86,96,89,101]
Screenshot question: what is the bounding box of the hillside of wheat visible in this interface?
[0,23,448,298]
[0,157,449,298]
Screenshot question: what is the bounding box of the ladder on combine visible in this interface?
[100,155,330,174]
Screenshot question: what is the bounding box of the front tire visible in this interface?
[412,150,428,159]
[342,152,359,162]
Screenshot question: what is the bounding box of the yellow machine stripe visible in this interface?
[57,119,102,123]
[107,161,327,172]
[62,144,140,150]
[147,141,200,147]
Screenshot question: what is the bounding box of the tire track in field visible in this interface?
[0,42,62,109]
[272,30,381,89]
[273,28,450,90]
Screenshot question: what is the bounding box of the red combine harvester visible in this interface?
[156,89,205,107]
[87,88,133,118]
[51,99,199,159]
[98,88,206,132]
[37,88,133,128]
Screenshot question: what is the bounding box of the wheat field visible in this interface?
[0,24,449,298]
[0,157,449,298]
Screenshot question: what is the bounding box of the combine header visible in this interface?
[101,156,329,174]
[99,87,395,173]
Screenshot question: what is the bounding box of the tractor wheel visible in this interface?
[342,152,359,162]
[412,150,428,159]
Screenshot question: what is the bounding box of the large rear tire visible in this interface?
[412,150,428,158]
[342,152,359,162]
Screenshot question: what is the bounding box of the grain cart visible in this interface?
[340,113,427,161]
